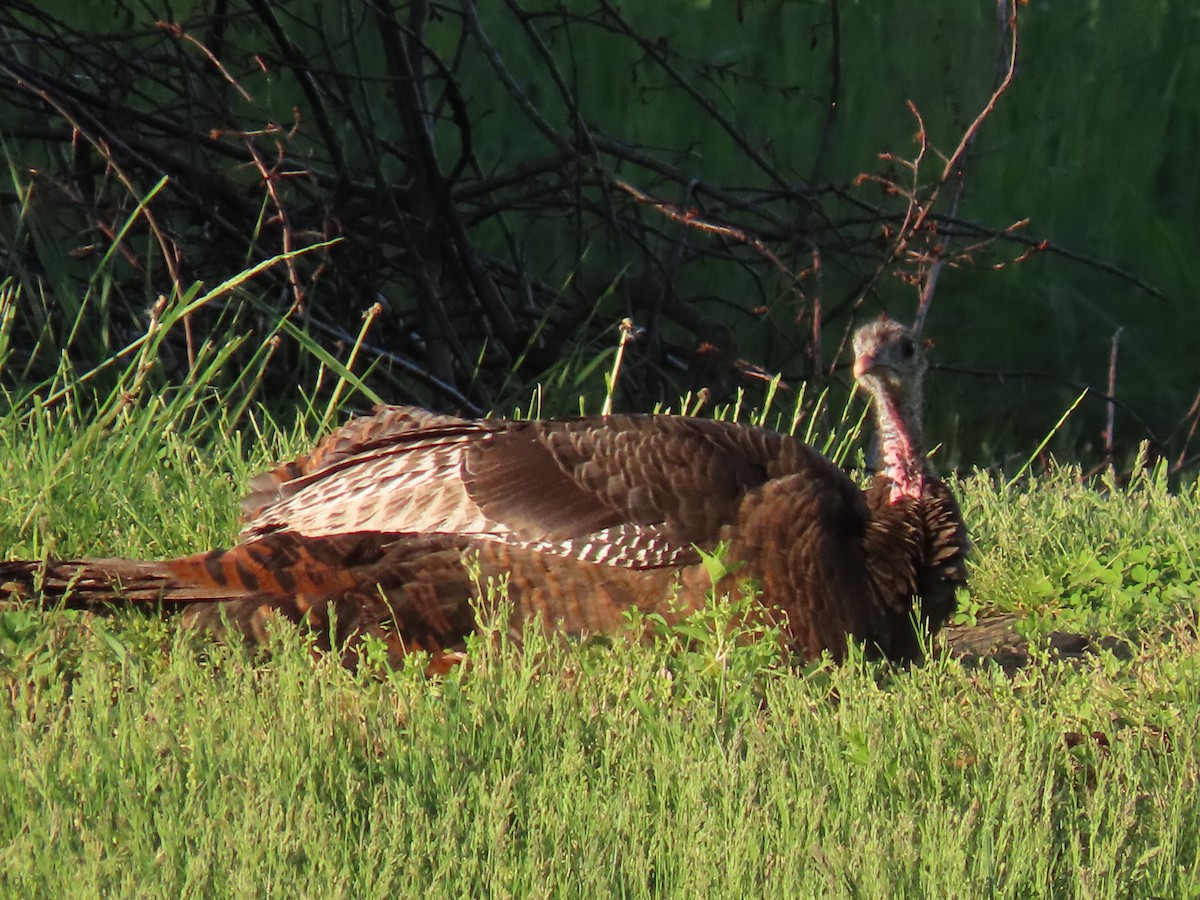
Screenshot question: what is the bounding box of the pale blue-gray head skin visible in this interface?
[851,318,928,501]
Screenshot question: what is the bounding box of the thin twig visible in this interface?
[157,20,254,103]
[1104,326,1123,465]
[612,179,792,277]
[596,0,790,189]
[942,361,1161,445]
[811,0,841,184]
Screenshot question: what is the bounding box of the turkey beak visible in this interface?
[852,354,875,380]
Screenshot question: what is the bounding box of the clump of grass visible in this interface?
[960,457,1200,637]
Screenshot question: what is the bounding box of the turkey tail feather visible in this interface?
[0,554,258,607]
[0,531,393,610]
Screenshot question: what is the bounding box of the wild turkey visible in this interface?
[0,318,967,670]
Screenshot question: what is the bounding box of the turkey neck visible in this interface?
[868,379,926,503]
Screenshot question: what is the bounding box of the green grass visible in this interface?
[0,592,1197,895]
[1,374,1199,896]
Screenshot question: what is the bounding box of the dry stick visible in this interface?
[460,15,627,301]
[499,0,629,260]
[852,0,1021,331]
[320,18,488,398]
[367,1,485,391]
[157,20,254,103]
[502,0,596,156]
[6,49,409,211]
[12,29,805,306]
[612,179,792,277]
[914,0,1021,335]
[244,0,347,174]
[591,137,797,233]
[10,44,558,237]
[939,1,1020,189]
[849,101,929,315]
[463,0,573,155]
[10,73,190,363]
[842,205,1167,303]
[942,362,1161,442]
[986,233,1165,302]
[912,203,958,338]
[4,60,262,362]
[1173,389,1200,473]
[391,18,478,183]
[452,152,577,203]
[379,0,519,359]
[596,0,788,189]
[1104,327,1123,465]
[160,22,309,320]
[245,141,306,315]
[810,0,842,185]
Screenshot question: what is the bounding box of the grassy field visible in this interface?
[3,2,1200,891]
[1,379,1198,897]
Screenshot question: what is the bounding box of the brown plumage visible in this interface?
[0,318,967,670]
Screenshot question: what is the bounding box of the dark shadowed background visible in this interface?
[0,1,1196,472]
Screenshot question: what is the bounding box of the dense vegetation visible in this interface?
[1,1,1198,468]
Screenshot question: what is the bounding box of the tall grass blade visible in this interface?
[1006,388,1088,488]
[280,316,384,409]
